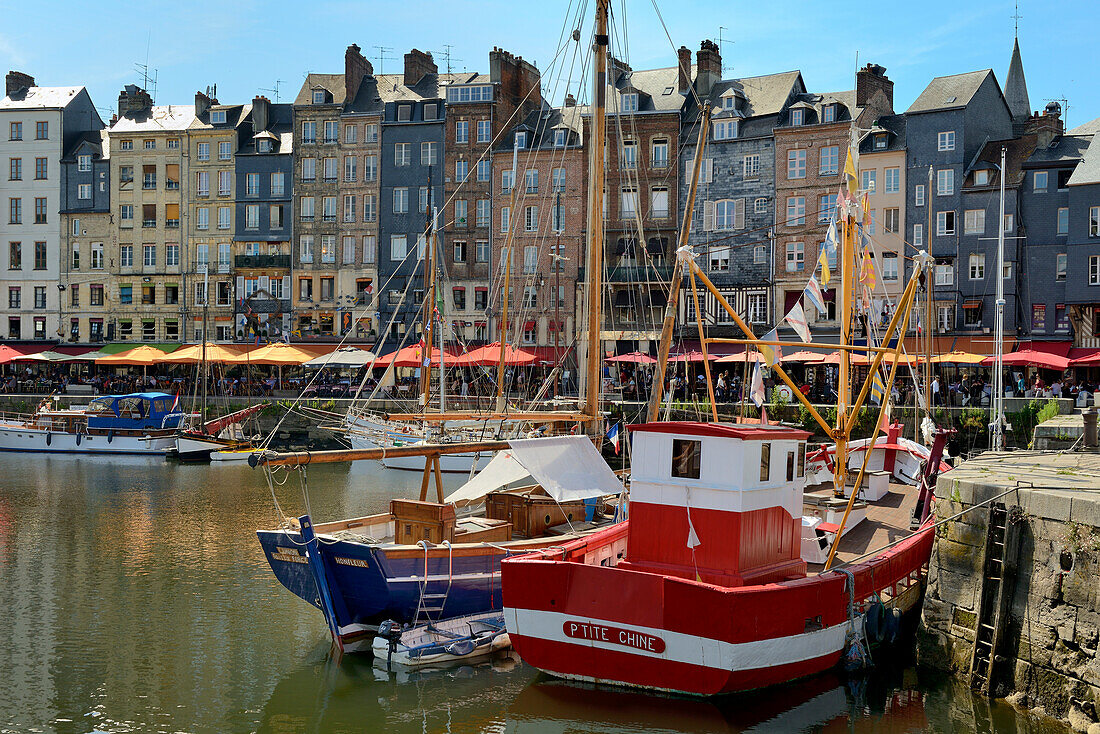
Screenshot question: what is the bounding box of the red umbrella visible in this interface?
[983,350,1069,370]
[715,351,764,364]
[374,344,458,368]
[781,350,826,364]
[606,351,657,364]
[669,350,718,362]
[450,342,539,367]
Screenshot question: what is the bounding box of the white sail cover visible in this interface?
[444,449,531,506]
[444,435,623,506]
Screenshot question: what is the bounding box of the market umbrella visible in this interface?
[780,350,826,364]
[983,350,1070,370]
[223,343,315,366]
[822,351,872,366]
[95,345,169,366]
[303,347,379,369]
[374,344,458,368]
[605,351,657,364]
[451,342,538,367]
[0,344,36,364]
[154,342,244,364]
[668,350,718,362]
[931,350,987,365]
[715,351,764,364]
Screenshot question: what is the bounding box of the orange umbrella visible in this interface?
[154,342,244,364]
[780,350,826,364]
[223,343,315,365]
[374,344,458,368]
[451,342,538,367]
[714,351,764,364]
[95,345,170,366]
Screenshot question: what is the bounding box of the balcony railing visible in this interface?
[235,254,290,268]
[142,219,156,228]
[166,219,180,228]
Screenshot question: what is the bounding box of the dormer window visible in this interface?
[974,169,990,186]
[790,108,804,126]
[621,93,639,113]
[423,103,438,121]
[713,120,739,140]
[210,110,227,124]
[553,129,567,147]
[515,131,528,149]
[257,139,273,153]
[822,104,837,123]
[312,89,326,104]
[874,134,888,150]
[722,95,737,110]
[397,105,411,122]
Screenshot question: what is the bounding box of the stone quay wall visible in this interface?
[919,451,1100,729]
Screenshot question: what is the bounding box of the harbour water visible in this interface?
[0,455,1072,733]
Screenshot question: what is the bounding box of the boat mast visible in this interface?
[583,0,609,436]
[495,139,522,411]
[201,263,209,420]
[992,145,1007,451]
[647,105,711,422]
[835,133,856,498]
[419,169,435,410]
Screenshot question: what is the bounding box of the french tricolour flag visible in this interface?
[606,421,621,454]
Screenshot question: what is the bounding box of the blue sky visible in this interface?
[3,0,1096,129]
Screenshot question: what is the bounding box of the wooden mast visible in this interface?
[583,0,610,436]
[647,105,711,422]
[418,168,435,409]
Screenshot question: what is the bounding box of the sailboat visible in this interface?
[254,8,624,655]
[498,6,950,694]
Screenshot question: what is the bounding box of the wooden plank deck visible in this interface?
[804,481,920,568]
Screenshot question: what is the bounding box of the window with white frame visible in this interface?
[936,169,954,196]
[881,252,899,281]
[477,120,491,143]
[651,188,669,219]
[363,194,376,222]
[620,188,637,219]
[1058,207,1069,235]
[554,129,567,147]
[938,305,954,332]
[710,245,730,272]
[552,168,566,192]
[754,197,768,214]
[969,252,985,279]
[362,236,376,264]
[500,206,510,233]
[301,157,316,181]
[621,93,638,113]
[218,141,231,160]
[217,206,231,229]
[822,104,836,123]
[525,205,539,232]
[196,207,209,230]
[300,196,314,221]
[78,183,91,200]
[819,145,839,175]
[883,208,900,233]
[786,196,805,226]
[861,169,877,192]
[246,205,259,229]
[395,143,411,166]
[884,167,900,193]
[937,131,955,151]
[455,160,468,180]
[819,194,837,223]
[964,209,985,234]
[343,195,356,222]
[620,139,637,169]
[1056,253,1067,281]
[390,235,408,260]
[789,108,804,126]
[786,242,804,272]
[322,197,336,222]
[754,245,766,264]
[218,170,231,196]
[1091,256,1100,285]
[743,154,760,176]
[713,120,738,140]
[787,149,806,179]
[476,199,491,227]
[915,184,925,206]
[974,169,990,185]
[455,121,468,144]
[393,188,408,214]
[748,293,767,323]
[937,210,955,235]
[651,138,668,168]
[77,154,92,172]
[344,156,357,182]
[1090,206,1100,237]
[421,142,438,166]
[322,157,337,181]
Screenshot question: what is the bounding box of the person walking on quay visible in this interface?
[931,375,941,406]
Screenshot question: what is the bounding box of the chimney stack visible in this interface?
[1027,102,1065,149]
[5,71,35,97]
[677,47,691,95]
[195,90,215,119]
[345,44,373,103]
[564,94,577,108]
[403,49,437,88]
[856,63,893,112]
[695,40,721,99]
[117,84,153,117]
[252,95,270,132]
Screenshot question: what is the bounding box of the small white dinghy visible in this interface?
[372,611,510,668]
[210,447,257,462]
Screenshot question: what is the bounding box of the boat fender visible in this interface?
[107,431,114,444]
[864,601,887,644]
[75,432,82,446]
[377,619,403,667]
[444,638,478,657]
[45,432,51,446]
[885,606,901,644]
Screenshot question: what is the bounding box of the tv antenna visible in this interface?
[373,46,394,75]
[717,27,734,74]
[1044,96,1071,126]
[435,45,462,75]
[134,62,158,103]
[260,80,284,103]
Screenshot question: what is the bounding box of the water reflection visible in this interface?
[0,455,1071,733]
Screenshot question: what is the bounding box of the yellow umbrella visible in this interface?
[931,350,986,364]
[95,345,170,366]
[223,343,315,366]
[154,342,245,364]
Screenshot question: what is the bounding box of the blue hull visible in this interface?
[257,528,505,629]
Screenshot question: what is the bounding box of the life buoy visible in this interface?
[777,385,793,402]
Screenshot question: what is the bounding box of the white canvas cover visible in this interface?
[444,449,531,506]
[443,435,623,506]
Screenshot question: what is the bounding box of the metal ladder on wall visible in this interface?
[968,502,1022,695]
[414,540,454,625]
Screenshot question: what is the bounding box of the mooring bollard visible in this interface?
[1084,407,1097,449]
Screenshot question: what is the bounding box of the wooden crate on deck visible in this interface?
[391,499,456,544]
[485,489,587,539]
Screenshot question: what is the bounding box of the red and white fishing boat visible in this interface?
[501,421,939,695]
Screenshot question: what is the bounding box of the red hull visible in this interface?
[502,521,932,696]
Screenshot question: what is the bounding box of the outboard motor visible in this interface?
[377,619,403,666]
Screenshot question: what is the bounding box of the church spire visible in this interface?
[1005,33,1031,125]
